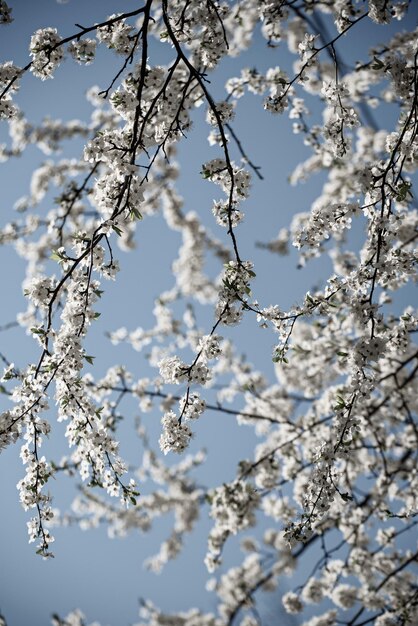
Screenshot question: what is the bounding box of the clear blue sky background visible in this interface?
[0,2,417,625]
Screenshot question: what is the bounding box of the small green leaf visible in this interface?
[50,251,63,262]
[31,327,46,335]
[371,56,384,70]
[130,208,143,221]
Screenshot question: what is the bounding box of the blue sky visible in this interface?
[0,2,417,625]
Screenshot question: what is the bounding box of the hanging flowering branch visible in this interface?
[0,0,417,625]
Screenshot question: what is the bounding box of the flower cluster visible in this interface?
[207,101,235,125]
[198,334,222,360]
[30,28,64,80]
[23,275,56,309]
[321,81,360,157]
[179,392,205,420]
[294,202,359,249]
[97,15,133,54]
[159,411,193,455]
[68,39,96,65]
[206,480,260,570]
[0,61,20,119]
[217,260,255,325]
[159,356,188,384]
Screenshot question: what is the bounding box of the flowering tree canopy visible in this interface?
[1,0,418,625]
